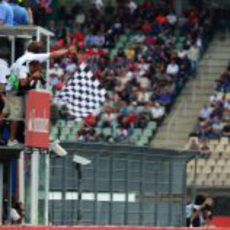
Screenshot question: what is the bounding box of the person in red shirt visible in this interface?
[141,20,152,34]
[74,31,85,46]
[84,114,97,127]
[156,14,167,25]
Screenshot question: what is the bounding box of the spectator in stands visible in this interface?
[187,43,200,76]
[42,2,213,144]
[0,0,13,26]
[150,102,165,124]
[127,0,138,14]
[114,125,129,142]
[209,93,220,104]
[99,107,118,130]
[166,59,179,77]
[92,0,104,12]
[166,10,177,27]
[199,105,213,120]
[185,133,201,151]
[211,117,225,136]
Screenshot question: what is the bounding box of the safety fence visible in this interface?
[46,143,195,226]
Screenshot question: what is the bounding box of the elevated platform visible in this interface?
[0,25,54,88]
[0,26,54,38]
[0,146,22,161]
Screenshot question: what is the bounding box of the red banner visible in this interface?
[213,216,230,227]
[0,227,228,230]
[25,90,50,149]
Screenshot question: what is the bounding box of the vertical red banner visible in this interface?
[25,90,50,149]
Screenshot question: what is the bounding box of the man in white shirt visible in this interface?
[3,41,75,146]
[166,60,179,76]
[166,12,177,25]
[199,105,213,119]
[49,63,64,78]
[127,0,137,14]
[224,99,230,110]
[151,103,165,122]
[187,44,200,76]
[11,41,72,77]
[209,93,218,103]
[92,0,104,11]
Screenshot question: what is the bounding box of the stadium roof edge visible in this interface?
[61,142,198,161]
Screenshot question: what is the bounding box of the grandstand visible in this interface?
[0,0,230,228]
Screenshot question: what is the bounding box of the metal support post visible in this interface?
[18,151,25,207]
[44,151,50,225]
[192,153,198,203]
[46,36,51,91]
[10,36,15,65]
[76,163,82,224]
[0,163,3,225]
[30,149,40,224]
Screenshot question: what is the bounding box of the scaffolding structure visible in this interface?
[0,26,54,90]
[0,26,53,225]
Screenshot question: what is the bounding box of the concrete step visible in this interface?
[198,67,225,74]
[207,48,230,54]
[183,91,213,96]
[174,103,208,109]
[211,41,230,47]
[184,84,216,90]
[199,62,227,68]
[198,73,224,78]
[156,131,192,139]
[153,141,188,149]
[203,54,230,60]
[198,65,225,71]
[153,137,188,143]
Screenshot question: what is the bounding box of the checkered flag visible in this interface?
[55,63,106,118]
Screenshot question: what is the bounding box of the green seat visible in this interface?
[148,121,157,129]
[110,49,118,58]
[139,136,149,145]
[51,132,58,141]
[60,134,67,141]
[137,140,145,146]
[102,128,112,137]
[143,129,153,137]
[95,128,102,135]
[133,128,142,137]
[67,133,75,141]
[119,35,127,43]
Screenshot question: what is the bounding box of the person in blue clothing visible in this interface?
[10,0,33,25]
[0,0,14,26]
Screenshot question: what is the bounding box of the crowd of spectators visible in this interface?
[0,0,215,145]
[47,1,213,143]
[194,65,230,139]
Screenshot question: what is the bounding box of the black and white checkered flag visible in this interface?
[55,63,106,118]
